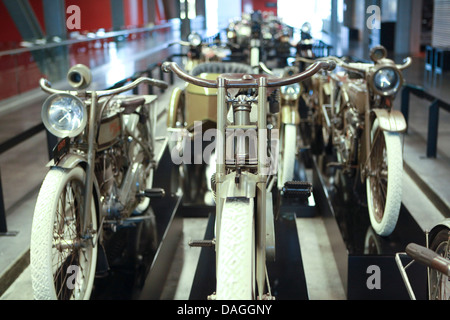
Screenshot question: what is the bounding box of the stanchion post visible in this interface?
[401,86,410,134]
[427,100,439,158]
[0,169,18,236]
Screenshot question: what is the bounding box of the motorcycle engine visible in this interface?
[337,108,361,166]
[97,130,148,219]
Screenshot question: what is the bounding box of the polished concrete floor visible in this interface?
[0,30,448,300]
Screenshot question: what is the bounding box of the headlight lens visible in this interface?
[373,67,401,95]
[302,22,312,34]
[237,24,251,38]
[188,33,202,46]
[42,93,87,138]
[281,83,301,101]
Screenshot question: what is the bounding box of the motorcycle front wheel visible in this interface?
[216,197,254,300]
[31,166,98,300]
[429,228,450,300]
[366,119,402,237]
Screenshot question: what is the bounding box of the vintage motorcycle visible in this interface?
[396,219,450,300]
[297,22,315,60]
[168,32,229,73]
[162,59,335,299]
[30,64,168,300]
[303,46,411,237]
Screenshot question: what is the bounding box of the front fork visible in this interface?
[215,77,271,299]
[361,104,407,181]
[82,92,98,240]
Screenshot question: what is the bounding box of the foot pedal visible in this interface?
[282,181,312,200]
[189,239,216,248]
[326,162,343,169]
[139,188,165,198]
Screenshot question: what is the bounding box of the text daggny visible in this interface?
[177,304,272,317]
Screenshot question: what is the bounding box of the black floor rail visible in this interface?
[401,83,450,158]
[0,123,54,235]
[0,54,183,236]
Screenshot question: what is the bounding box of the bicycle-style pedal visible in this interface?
[282,181,312,200]
[139,188,166,198]
[189,239,216,248]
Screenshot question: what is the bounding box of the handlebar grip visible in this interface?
[161,61,172,74]
[323,60,336,71]
[406,243,450,276]
[149,78,169,90]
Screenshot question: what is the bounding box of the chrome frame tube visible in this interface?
[215,77,226,264]
[256,76,267,299]
[82,92,98,236]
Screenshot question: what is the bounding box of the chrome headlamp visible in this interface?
[236,24,251,38]
[42,93,87,138]
[227,30,237,40]
[301,22,312,34]
[188,32,202,47]
[371,66,403,97]
[281,83,301,101]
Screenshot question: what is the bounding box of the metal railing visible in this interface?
[401,83,450,158]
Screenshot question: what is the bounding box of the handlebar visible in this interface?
[406,243,450,277]
[296,56,412,73]
[161,60,336,89]
[40,77,169,97]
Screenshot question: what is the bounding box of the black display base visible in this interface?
[139,147,184,300]
[312,153,428,300]
[189,211,309,300]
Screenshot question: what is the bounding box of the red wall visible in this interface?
[242,0,277,15]
[29,0,46,32]
[65,0,113,32]
[124,0,145,28]
[0,0,46,47]
[0,2,22,45]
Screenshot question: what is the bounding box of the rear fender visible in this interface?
[167,86,184,128]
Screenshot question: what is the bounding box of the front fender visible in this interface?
[371,109,407,133]
[46,153,86,169]
[429,218,450,245]
[280,105,300,125]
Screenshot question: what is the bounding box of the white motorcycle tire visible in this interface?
[216,198,254,300]
[31,166,98,300]
[366,119,402,237]
[278,124,297,190]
